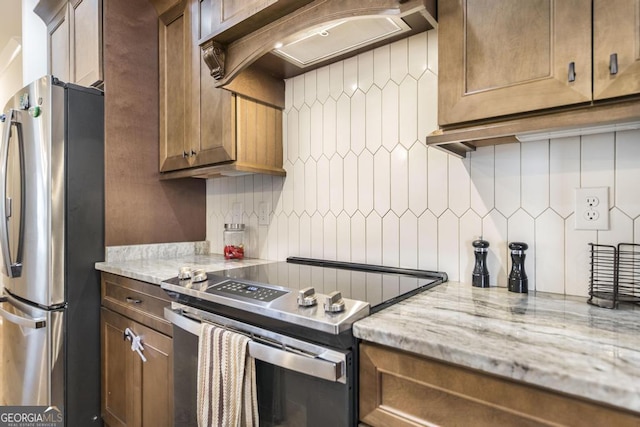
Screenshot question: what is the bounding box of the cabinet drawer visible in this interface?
[101,272,173,336]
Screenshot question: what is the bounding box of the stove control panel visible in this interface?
[210,280,288,302]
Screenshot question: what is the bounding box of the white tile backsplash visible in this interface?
[206,30,640,296]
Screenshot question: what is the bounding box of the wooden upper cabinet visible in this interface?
[438,0,592,126]
[36,0,103,87]
[593,0,640,100]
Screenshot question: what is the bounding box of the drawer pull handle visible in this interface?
[609,53,618,75]
[568,61,576,82]
[126,297,142,304]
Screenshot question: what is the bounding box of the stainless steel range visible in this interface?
[161,257,447,426]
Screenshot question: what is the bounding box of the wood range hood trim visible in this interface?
[199,0,437,103]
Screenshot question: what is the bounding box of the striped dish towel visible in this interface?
[197,323,259,427]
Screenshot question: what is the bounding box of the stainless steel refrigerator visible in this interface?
[0,76,104,425]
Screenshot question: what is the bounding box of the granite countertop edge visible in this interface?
[353,281,640,415]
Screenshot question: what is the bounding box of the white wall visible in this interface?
[206,30,640,296]
[22,0,47,85]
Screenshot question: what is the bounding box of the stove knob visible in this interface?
[297,287,317,307]
[191,269,208,283]
[323,291,345,313]
[178,266,192,280]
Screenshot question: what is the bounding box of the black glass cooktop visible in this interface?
[211,257,447,313]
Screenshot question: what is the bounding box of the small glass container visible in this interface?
[223,223,245,259]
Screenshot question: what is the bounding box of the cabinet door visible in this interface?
[70,0,103,87]
[593,0,640,100]
[48,4,71,82]
[159,2,194,172]
[438,0,592,126]
[101,308,173,427]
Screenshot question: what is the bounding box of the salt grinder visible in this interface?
[508,242,529,293]
[472,239,490,288]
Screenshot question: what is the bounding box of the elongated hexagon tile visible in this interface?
[495,143,520,218]
[242,175,254,216]
[257,214,270,260]
[507,209,536,291]
[365,85,382,153]
[206,212,221,255]
[316,155,330,216]
[427,29,438,74]
[304,160,317,215]
[351,89,366,154]
[521,139,549,218]
[293,160,305,216]
[299,213,311,258]
[470,145,495,218]
[535,209,565,294]
[400,211,418,269]
[344,56,358,96]
[399,76,418,149]
[323,213,337,261]
[383,213,400,267]
[329,154,344,215]
[358,149,374,216]
[418,70,438,139]
[337,212,351,262]
[358,50,374,92]
[316,64,331,104]
[287,214,300,259]
[344,152,359,216]
[449,155,470,217]
[581,133,614,203]
[277,214,289,261]
[459,210,481,285]
[408,32,427,80]
[438,210,459,281]
[373,44,390,89]
[266,214,279,260]
[390,145,409,215]
[293,74,305,110]
[322,97,337,157]
[418,211,438,270]
[381,82,399,152]
[207,178,221,215]
[565,214,595,297]
[329,61,344,100]
[615,129,640,218]
[408,142,428,216]
[282,113,288,161]
[269,176,282,216]
[373,148,391,216]
[351,212,366,264]
[311,212,324,259]
[287,108,299,163]
[482,210,508,287]
[304,69,317,107]
[389,38,408,85]
[336,94,351,157]
[310,102,323,161]
[298,104,311,162]
[597,207,633,246]
[427,146,448,216]
[218,177,230,216]
[246,214,259,258]
[550,136,580,219]
[285,77,293,112]
[366,212,383,265]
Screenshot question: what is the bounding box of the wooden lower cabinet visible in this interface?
[359,342,640,427]
[100,273,174,427]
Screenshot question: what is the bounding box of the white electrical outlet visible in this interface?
[258,202,270,226]
[574,187,609,230]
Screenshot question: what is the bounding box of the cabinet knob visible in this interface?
[568,62,576,82]
[190,149,197,157]
[182,151,188,158]
[609,53,618,75]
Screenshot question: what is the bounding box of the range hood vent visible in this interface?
[272,16,409,68]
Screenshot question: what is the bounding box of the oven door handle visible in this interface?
[164,307,346,383]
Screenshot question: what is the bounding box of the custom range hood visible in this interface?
[200,0,437,101]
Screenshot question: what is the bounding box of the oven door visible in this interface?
[165,303,355,427]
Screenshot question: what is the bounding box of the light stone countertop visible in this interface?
[353,281,640,414]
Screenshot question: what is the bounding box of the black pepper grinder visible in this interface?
[508,242,529,293]
[472,239,490,288]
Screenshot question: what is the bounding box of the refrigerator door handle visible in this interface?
[0,298,46,329]
[0,109,25,278]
